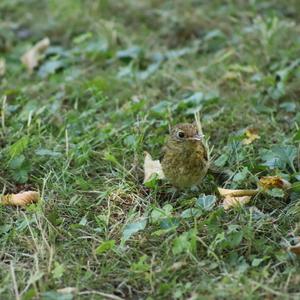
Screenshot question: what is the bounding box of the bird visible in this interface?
[161,123,209,189]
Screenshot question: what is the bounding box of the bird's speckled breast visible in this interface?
[161,141,209,188]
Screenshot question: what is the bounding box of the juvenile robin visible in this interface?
[161,123,209,188]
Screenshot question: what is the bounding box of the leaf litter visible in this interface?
[21,37,50,72]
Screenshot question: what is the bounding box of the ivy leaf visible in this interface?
[196,194,217,211]
[122,219,147,241]
[271,145,297,171]
[260,145,297,171]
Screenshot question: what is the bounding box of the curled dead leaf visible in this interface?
[218,187,258,210]
[0,58,5,76]
[288,243,300,255]
[223,195,251,210]
[218,187,258,197]
[259,176,291,190]
[242,128,260,145]
[21,37,50,73]
[1,191,40,207]
[143,151,165,183]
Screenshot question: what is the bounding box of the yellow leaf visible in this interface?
[242,128,260,145]
[0,58,5,76]
[21,37,50,73]
[259,176,291,190]
[1,191,40,207]
[143,152,165,183]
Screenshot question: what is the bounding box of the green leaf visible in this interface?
[227,230,243,248]
[144,174,160,189]
[172,230,197,255]
[214,154,228,167]
[9,155,25,169]
[52,262,65,279]
[279,102,296,112]
[131,255,150,272]
[271,145,297,171]
[79,216,88,226]
[151,204,173,222]
[38,60,65,78]
[266,188,285,198]
[291,182,300,192]
[150,101,171,116]
[181,208,202,218]
[123,135,136,147]
[233,167,248,182]
[9,136,29,158]
[260,145,297,171]
[252,258,264,267]
[96,240,115,254]
[73,32,93,44]
[13,169,28,183]
[196,195,217,211]
[122,219,147,241]
[294,130,300,142]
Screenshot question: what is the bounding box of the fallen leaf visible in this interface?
[217,187,258,210]
[1,191,40,206]
[21,37,50,73]
[143,151,165,183]
[218,187,258,197]
[223,195,251,210]
[288,243,300,255]
[0,58,5,76]
[242,128,260,145]
[259,176,291,190]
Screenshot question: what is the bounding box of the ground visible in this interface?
[1,0,300,299]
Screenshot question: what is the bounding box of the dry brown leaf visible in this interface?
[288,243,300,255]
[21,37,50,73]
[223,195,251,210]
[218,187,258,197]
[218,187,258,210]
[0,58,5,76]
[259,176,291,190]
[143,151,165,183]
[1,191,40,207]
[242,128,260,145]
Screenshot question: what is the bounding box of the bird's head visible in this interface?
[170,123,204,144]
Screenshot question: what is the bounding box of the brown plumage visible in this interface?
[161,123,209,188]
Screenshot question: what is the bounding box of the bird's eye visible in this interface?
[177,131,185,139]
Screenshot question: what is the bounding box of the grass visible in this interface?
[1,0,300,299]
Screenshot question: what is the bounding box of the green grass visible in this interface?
[1,0,300,299]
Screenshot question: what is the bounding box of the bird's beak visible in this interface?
[188,134,204,141]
